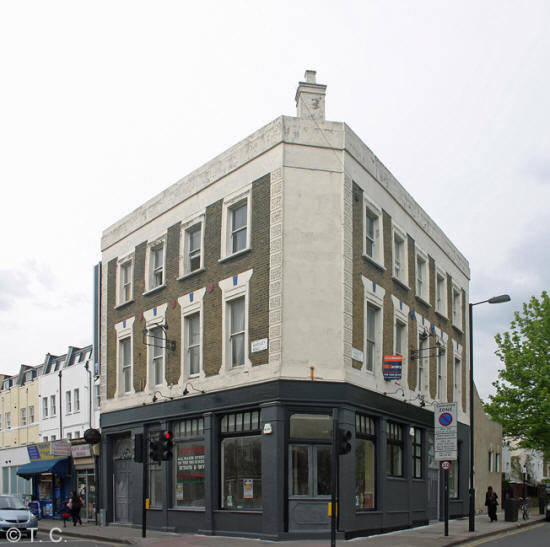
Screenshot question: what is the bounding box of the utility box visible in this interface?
[504,498,519,522]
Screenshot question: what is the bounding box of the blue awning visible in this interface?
[17,458,70,479]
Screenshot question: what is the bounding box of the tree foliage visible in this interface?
[485,291,550,452]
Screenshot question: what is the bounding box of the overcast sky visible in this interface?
[1,1,548,400]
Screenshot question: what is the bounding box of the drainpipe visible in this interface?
[58,370,63,439]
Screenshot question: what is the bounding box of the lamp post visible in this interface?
[469,294,510,532]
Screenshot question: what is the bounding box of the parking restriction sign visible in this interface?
[434,402,457,461]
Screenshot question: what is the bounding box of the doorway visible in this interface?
[288,444,331,532]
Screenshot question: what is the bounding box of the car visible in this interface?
[0,495,38,538]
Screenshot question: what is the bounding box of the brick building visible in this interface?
[99,71,470,539]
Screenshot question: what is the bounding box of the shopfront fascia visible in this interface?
[100,380,469,540]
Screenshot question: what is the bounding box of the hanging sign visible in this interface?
[383,355,402,380]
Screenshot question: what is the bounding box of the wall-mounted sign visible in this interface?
[383,355,402,380]
[71,444,92,458]
[352,347,364,362]
[251,338,268,353]
[52,440,71,457]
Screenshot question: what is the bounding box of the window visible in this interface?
[363,199,384,266]
[20,408,27,426]
[42,397,48,418]
[5,412,11,429]
[65,391,72,414]
[118,256,134,305]
[392,225,408,286]
[67,432,72,440]
[95,385,101,409]
[395,319,405,357]
[187,225,202,273]
[73,389,80,412]
[362,276,385,376]
[365,304,379,372]
[416,250,429,301]
[74,431,80,439]
[219,270,252,371]
[186,313,201,376]
[437,350,445,400]
[29,406,34,424]
[50,395,56,416]
[386,422,403,476]
[149,431,164,507]
[51,435,56,441]
[449,460,458,498]
[356,414,376,509]
[454,357,461,402]
[174,418,205,507]
[412,428,422,478]
[495,453,500,472]
[418,336,427,392]
[43,436,47,442]
[221,410,261,510]
[435,269,447,316]
[150,326,164,386]
[229,298,245,367]
[120,337,132,394]
[221,187,252,259]
[488,451,493,472]
[145,236,166,292]
[452,285,462,328]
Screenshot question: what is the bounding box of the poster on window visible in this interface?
[243,479,253,499]
[175,483,184,501]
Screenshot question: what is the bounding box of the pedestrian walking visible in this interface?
[69,490,83,526]
[485,485,499,521]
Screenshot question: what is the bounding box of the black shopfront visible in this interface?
[100,380,469,540]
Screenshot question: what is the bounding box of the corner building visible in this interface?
[100,71,470,539]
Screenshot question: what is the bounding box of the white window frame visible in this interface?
[117,253,134,306]
[180,213,205,278]
[143,304,168,391]
[362,276,385,376]
[21,408,27,426]
[435,267,448,317]
[415,248,429,303]
[453,341,463,403]
[391,296,409,384]
[392,223,409,287]
[452,284,463,330]
[144,235,167,293]
[42,397,48,418]
[220,185,252,260]
[29,405,34,424]
[115,316,136,397]
[435,330,447,402]
[363,197,384,267]
[6,412,10,429]
[67,432,72,440]
[73,388,80,412]
[50,395,56,417]
[65,391,72,414]
[219,269,253,373]
[178,288,206,382]
[416,315,431,396]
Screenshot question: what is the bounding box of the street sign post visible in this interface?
[434,402,457,461]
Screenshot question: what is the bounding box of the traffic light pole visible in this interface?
[142,435,147,538]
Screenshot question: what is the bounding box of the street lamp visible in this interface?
[469,294,511,532]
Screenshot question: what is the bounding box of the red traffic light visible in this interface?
[162,431,173,440]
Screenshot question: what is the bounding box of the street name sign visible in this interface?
[434,402,457,461]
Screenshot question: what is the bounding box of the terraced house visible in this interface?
[99,71,470,540]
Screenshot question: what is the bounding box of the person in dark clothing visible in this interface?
[485,486,499,521]
[69,490,83,526]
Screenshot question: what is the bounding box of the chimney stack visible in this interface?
[295,70,327,122]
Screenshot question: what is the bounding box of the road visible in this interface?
[0,530,121,546]
[460,521,549,546]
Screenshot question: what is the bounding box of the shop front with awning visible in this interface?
[17,441,72,519]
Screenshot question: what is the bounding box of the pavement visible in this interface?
[35,511,548,546]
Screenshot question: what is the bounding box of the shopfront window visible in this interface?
[355,414,376,509]
[412,427,422,478]
[174,417,205,507]
[221,410,261,510]
[386,422,403,477]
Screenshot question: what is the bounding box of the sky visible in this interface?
[0,1,549,400]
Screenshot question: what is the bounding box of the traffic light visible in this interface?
[337,428,352,455]
[149,438,162,462]
[159,431,174,461]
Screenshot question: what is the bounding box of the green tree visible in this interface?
[485,291,550,452]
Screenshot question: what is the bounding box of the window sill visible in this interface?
[386,475,406,480]
[452,323,463,334]
[143,284,166,297]
[362,254,386,272]
[169,506,205,512]
[218,247,251,263]
[115,299,135,310]
[415,295,430,308]
[178,268,205,281]
[435,310,448,322]
[392,276,410,291]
